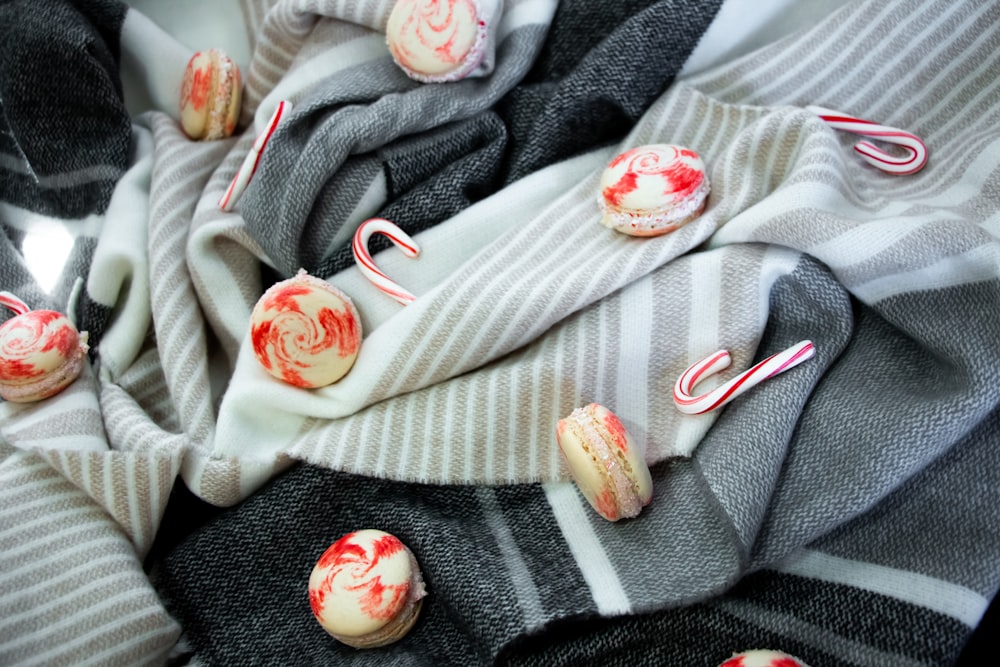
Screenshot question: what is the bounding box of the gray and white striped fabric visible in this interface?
[3,0,1000,664]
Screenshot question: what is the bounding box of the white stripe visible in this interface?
[775,548,990,627]
[462,380,477,481]
[372,400,396,477]
[675,249,723,453]
[393,398,418,480]
[506,370,519,480]
[614,275,652,455]
[521,362,539,476]
[4,432,107,454]
[543,481,631,615]
[548,325,570,475]
[852,244,1000,303]
[483,371,500,480]
[916,136,1000,209]
[440,381,459,478]
[497,0,559,41]
[2,552,135,606]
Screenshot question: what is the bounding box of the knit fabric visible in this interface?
[3,0,1000,665]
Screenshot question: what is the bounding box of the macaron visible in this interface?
[309,529,427,649]
[598,143,710,236]
[250,270,361,388]
[0,292,88,403]
[386,0,496,83]
[556,403,653,521]
[719,650,812,667]
[179,48,242,140]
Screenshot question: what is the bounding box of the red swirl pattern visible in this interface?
[602,145,704,207]
[0,310,78,382]
[310,532,409,621]
[389,0,479,71]
[250,283,360,388]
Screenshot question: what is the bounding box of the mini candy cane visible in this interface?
[807,105,927,175]
[0,291,31,316]
[218,100,293,211]
[352,218,420,305]
[673,340,815,415]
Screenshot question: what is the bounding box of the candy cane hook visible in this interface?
[807,106,928,176]
[352,218,420,305]
[673,340,815,415]
[218,100,293,211]
[1,291,31,316]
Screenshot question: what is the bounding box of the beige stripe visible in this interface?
[0,450,178,664]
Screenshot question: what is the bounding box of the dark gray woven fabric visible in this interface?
[0,0,128,346]
[0,0,129,219]
[150,245,1000,664]
[243,0,724,279]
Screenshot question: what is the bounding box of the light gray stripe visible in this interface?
[476,487,547,629]
[0,153,121,187]
[711,597,925,667]
[774,549,990,627]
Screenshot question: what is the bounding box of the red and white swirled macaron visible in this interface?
[386,0,499,83]
[556,403,654,521]
[598,144,711,236]
[719,650,811,667]
[179,48,242,140]
[0,292,89,403]
[309,529,427,649]
[249,270,361,388]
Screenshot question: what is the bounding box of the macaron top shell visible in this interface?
[598,143,710,235]
[556,403,653,521]
[309,529,426,640]
[250,270,361,388]
[386,0,489,82]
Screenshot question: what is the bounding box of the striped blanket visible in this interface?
[2,0,999,665]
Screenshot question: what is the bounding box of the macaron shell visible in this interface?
[386,0,488,81]
[308,529,426,646]
[0,310,88,402]
[250,270,361,388]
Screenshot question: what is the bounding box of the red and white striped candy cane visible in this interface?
[218,100,293,211]
[807,105,927,175]
[0,291,31,316]
[673,340,815,415]
[352,218,420,305]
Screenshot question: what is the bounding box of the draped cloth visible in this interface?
[2,0,999,665]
